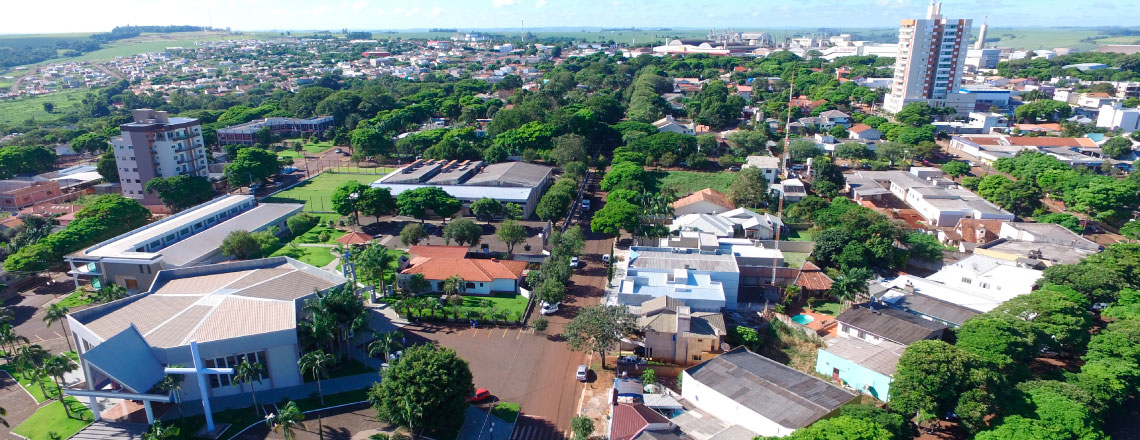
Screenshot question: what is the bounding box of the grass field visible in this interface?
[56,290,94,309]
[11,397,93,440]
[984,27,1105,51]
[55,32,257,64]
[1,364,59,403]
[283,138,337,154]
[651,170,737,195]
[0,33,94,49]
[783,251,809,269]
[270,244,336,267]
[294,224,347,244]
[261,171,379,212]
[0,88,90,126]
[462,292,529,318]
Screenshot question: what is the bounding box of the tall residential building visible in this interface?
[883,2,976,115]
[111,109,208,204]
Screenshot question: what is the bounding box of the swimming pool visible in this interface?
[791,314,815,325]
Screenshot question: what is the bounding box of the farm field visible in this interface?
[0,88,90,126]
[651,170,737,195]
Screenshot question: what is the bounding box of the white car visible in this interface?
[541,302,560,315]
[602,254,611,265]
[581,199,591,211]
[569,257,579,268]
[576,364,588,382]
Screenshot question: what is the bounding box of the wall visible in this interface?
[814,349,892,402]
[681,370,791,437]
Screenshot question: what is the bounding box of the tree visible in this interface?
[835,143,874,160]
[537,278,566,305]
[728,166,770,208]
[599,162,648,192]
[941,161,971,177]
[562,305,636,369]
[787,139,822,161]
[221,230,260,259]
[368,330,403,364]
[990,285,1091,351]
[895,102,935,126]
[551,134,588,166]
[350,127,392,156]
[368,344,474,438]
[590,199,640,236]
[829,268,871,306]
[358,187,397,224]
[571,415,594,440]
[42,304,72,353]
[400,223,428,246]
[332,181,369,224]
[286,214,320,237]
[905,232,943,261]
[504,203,524,220]
[396,187,462,221]
[828,125,850,139]
[142,421,180,440]
[357,243,395,286]
[762,416,892,440]
[726,130,769,154]
[955,316,1034,381]
[42,354,75,418]
[155,369,185,420]
[266,401,305,440]
[1035,212,1083,233]
[298,350,335,405]
[145,175,215,210]
[536,187,573,222]
[470,198,502,224]
[497,220,526,255]
[233,359,266,417]
[96,148,118,183]
[225,148,278,186]
[840,404,912,440]
[443,218,482,247]
[1102,136,1134,160]
[641,368,657,385]
[888,340,975,422]
[70,133,108,155]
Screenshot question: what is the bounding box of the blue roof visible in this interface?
[82,325,165,393]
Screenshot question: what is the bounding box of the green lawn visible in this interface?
[355,249,407,286]
[11,396,93,440]
[303,359,376,384]
[283,138,337,154]
[270,244,336,267]
[56,290,94,309]
[292,388,371,413]
[294,225,347,244]
[277,150,304,160]
[783,252,809,269]
[785,229,813,242]
[462,293,529,317]
[0,88,91,126]
[329,166,393,175]
[261,172,376,212]
[492,402,520,423]
[651,170,736,195]
[809,300,843,317]
[0,364,60,403]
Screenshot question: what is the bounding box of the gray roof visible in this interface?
[876,291,980,326]
[823,337,903,376]
[159,202,303,267]
[684,347,856,429]
[464,161,553,187]
[81,325,165,393]
[835,306,947,345]
[628,247,738,273]
[978,239,1096,265]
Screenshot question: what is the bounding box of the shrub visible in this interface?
[531,317,549,333]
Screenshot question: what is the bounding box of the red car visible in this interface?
[467,388,491,403]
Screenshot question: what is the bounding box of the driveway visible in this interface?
[3,272,77,355]
[0,372,39,437]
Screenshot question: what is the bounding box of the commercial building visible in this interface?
[216,116,335,146]
[949,134,1107,170]
[965,48,1001,70]
[112,109,209,204]
[883,3,975,114]
[847,168,1014,227]
[1097,104,1140,132]
[371,160,554,218]
[617,247,741,311]
[66,257,347,421]
[682,347,858,437]
[65,195,302,292]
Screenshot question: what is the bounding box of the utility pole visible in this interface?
[772,63,796,287]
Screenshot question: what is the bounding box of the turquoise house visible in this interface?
[814,337,902,402]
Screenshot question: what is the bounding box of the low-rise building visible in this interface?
[398,245,527,294]
[975,222,1101,265]
[0,180,62,212]
[815,337,902,402]
[629,296,727,366]
[652,115,696,135]
[1097,104,1140,132]
[834,306,948,346]
[742,156,781,183]
[669,209,783,240]
[216,116,335,145]
[847,123,883,141]
[617,247,740,311]
[371,160,554,218]
[671,188,735,216]
[874,254,1043,315]
[847,168,1014,227]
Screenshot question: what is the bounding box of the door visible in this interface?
[832,368,840,381]
[125,279,139,291]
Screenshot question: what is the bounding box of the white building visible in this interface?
[742,155,781,183]
[1097,104,1140,132]
[883,3,975,115]
[682,348,858,437]
[847,168,1014,227]
[652,115,696,135]
[877,253,1042,313]
[965,48,1001,70]
[112,109,209,204]
[617,247,740,311]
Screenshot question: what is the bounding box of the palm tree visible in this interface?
[0,324,28,359]
[42,304,73,354]
[142,421,180,440]
[367,330,403,363]
[156,368,186,420]
[829,267,871,310]
[42,355,76,418]
[266,401,305,440]
[298,350,335,406]
[233,359,267,417]
[96,284,127,303]
[442,275,465,296]
[15,344,48,385]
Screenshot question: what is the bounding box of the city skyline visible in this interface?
[2,0,1135,35]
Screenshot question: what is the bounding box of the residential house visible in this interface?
[0,180,63,213]
[671,188,735,216]
[818,110,852,129]
[873,254,1042,315]
[815,337,902,402]
[629,296,727,365]
[681,347,858,437]
[398,245,527,294]
[772,178,808,202]
[670,209,784,240]
[848,124,883,141]
[653,115,696,135]
[1097,104,1140,132]
[617,247,740,311]
[611,403,673,440]
[835,305,948,346]
[788,95,827,112]
[742,155,780,183]
[937,218,1007,251]
[872,280,981,327]
[975,222,1100,266]
[846,168,1014,227]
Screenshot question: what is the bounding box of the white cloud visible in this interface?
[492,0,517,7]
[535,0,548,7]
[351,1,368,11]
[312,5,332,14]
[430,6,442,16]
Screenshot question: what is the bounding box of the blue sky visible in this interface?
[4,0,1133,34]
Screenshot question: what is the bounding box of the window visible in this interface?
[961,277,972,284]
[139,265,146,273]
[465,282,476,289]
[206,351,269,388]
[692,355,701,361]
[857,330,867,339]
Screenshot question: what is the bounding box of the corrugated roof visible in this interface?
[233,270,339,301]
[193,297,294,343]
[464,161,553,187]
[835,306,947,345]
[80,325,165,393]
[408,245,470,259]
[144,305,213,348]
[672,188,735,211]
[152,270,255,295]
[823,337,903,376]
[83,295,201,340]
[611,403,670,440]
[684,347,856,429]
[159,203,303,266]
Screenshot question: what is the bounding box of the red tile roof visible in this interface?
[848,123,875,133]
[672,188,735,211]
[795,261,833,291]
[401,257,527,282]
[408,245,470,259]
[336,231,373,245]
[610,403,669,440]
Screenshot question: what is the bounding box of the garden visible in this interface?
[388,292,530,324]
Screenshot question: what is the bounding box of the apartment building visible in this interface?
[883,2,975,114]
[111,109,208,204]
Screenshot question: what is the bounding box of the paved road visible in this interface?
[2,273,77,355]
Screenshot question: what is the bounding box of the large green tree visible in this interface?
[396,187,462,221]
[888,340,976,422]
[728,166,770,208]
[368,344,474,438]
[443,218,482,247]
[225,148,279,186]
[145,175,215,210]
[562,305,636,368]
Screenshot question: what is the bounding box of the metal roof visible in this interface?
[158,203,303,267]
[822,337,904,376]
[835,306,947,345]
[684,347,856,429]
[80,325,165,393]
[75,195,255,260]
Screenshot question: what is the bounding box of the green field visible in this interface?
[651,170,737,195]
[262,171,377,212]
[0,33,95,48]
[283,138,337,154]
[270,244,336,267]
[984,27,1105,51]
[461,292,529,318]
[11,397,93,440]
[0,88,90,126]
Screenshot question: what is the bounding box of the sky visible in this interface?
[2,0,1135,34]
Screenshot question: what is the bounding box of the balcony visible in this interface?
[176,154,204,165]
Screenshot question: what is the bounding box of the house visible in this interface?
[925,254,1043,300]
[65,195,302,292]
[772,178,807,202]
[815,337,903,402]
[629,296,727,365]
[398,246,527,294]
[788,95,827,112]
[872,279,981,327]
[611,403,673,440]
[372,160,554,218]
[669,209,784,240]
[834,305,948,346]
[975,222,1100,266]
[847,168,1014,227]
[652,115,696,135]
[1097,104,1140,132]
[793,261,833,297]
[66,257,347,423]
[848,123,883,141]
[671,188,735,216]
[617,247,740,310]
[681,347,858,437]
[936,218,1007,250]
[742,155,780,183]
[872,255,1042,315]
[817,110,852,129]
[0,180,63,213]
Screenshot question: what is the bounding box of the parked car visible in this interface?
[335,148,343,154]
[729,166,741,172]
[581,199,591,211]
[576,365,589,382]
[541,302,560,315]
[249,182,263,191]
[569,256,579,268]
[281,166,297,174]
[602,254,611,265]
[468,388,491,403]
